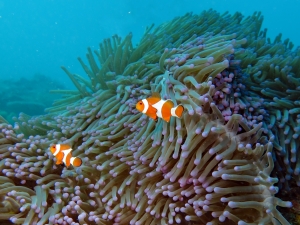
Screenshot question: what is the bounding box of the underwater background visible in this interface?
[1,0,300,224]
[1,0,300,87]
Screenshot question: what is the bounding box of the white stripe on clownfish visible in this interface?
[142,99,149,113]
[171,107,178,117]
[62,148,72,165]
[70,157,76,165]
[49,144,82,167]
[53,144,61,156]
[152,99,167,119]
[135,92,184,122]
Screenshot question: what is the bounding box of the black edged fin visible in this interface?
[152,92,161,98]
[164,99,174,108]
[147,106,157,114]
[149,112,158,121]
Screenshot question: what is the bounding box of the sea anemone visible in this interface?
[0,10,294,224]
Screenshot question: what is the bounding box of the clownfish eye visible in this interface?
[139,102,142,105]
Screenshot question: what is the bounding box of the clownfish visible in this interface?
[49,144,82,167]
[136,92,184,122]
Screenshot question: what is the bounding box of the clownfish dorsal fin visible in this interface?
[147,92,161,105]
[164,100,174,109]
[152,92,161,98]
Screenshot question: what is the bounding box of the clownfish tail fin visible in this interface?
[172,105,184,118]
[71,157,82,167]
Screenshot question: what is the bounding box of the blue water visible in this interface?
[0,0,299,89]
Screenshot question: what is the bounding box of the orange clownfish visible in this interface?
[49,144,82,167]
[136,92,184,122]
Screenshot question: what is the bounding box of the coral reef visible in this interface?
[0,10,296,224]
[0,74,64,123]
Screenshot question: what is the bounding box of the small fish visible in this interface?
[136,92,184,122]
[49,144,82,167]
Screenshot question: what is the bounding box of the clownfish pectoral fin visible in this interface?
[146,105,158,121]
[150,114,158,121]
[147,105,157,114]
[53,151,64,165]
